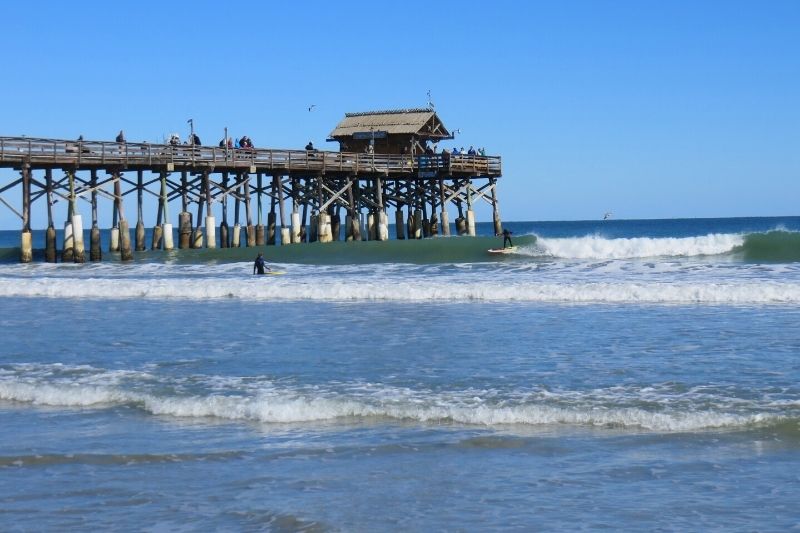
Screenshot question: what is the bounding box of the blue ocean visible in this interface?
[1,216,799,530]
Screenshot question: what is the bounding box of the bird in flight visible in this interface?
[308,104,316,112]
[603,212,613,220]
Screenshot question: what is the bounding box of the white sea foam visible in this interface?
[0,375,787,432]
[0,276,797,304]
[533,233,744,259]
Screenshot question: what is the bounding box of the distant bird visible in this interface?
[307,104,316,112]
[603,212,613,220]
[427,90,435,109]
[453,128,461,136]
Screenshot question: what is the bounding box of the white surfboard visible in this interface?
[487,247,517,254]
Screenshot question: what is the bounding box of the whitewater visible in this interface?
[1,229,799,304]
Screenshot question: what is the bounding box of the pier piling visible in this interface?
[135,170,146,252]
[89,170,101,262]
[45,169,57,262]
[20,164,32,263]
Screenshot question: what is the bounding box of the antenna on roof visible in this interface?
[427,90,435,109]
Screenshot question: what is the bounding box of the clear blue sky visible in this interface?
[0,0,798,228]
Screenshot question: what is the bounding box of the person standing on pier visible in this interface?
[253,252,270,275]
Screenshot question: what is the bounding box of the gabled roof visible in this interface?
[329,108,451,139]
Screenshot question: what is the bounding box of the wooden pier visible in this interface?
[0,109,504,262]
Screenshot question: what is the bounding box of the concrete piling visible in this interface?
[151,225,163,250]
[21,230,32,263]
[320,212,332,243]
[90,226,101,262]
[466,209,476,236]
[378,211,389,241]
[192,227,204,248]
[219,221,229,248]
[351,213,362,242]
[440,209,450,236]
[367,212,376,241]
[110,227,120,252]
[119,219,133,261]
[46,226,58,263]
[345,214,353,241]
[72,214,86,263]
[395,208,405,239]
[309,213,319,243]
[300,203,308,242]
[135,221,146,252]
[205,216,217,248]
[232,224,241,248]
[456,216,467,235]
[291,212,301,243]
[263,213,273,246]
[179,212,192,249]
[62,220,74,262]
[331,210,341,241]
[66,171,85,263]
[413,209,423,239]
[162,223,174,250]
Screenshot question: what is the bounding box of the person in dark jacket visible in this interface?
[502,229,513,248]
[253,252,270,275]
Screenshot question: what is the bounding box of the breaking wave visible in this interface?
[1,366,796,433]
[0,276,798,304]
[530,230,800,261]
[532,233,744,259]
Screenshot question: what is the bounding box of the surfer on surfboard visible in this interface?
[488,229,517,254]
[253,252,271,275]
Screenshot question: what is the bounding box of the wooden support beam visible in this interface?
[90,170,101,261]
[20,164,32,262]
[135,170,146,251]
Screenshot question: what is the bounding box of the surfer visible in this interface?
[502,229,514,249]
[253,252,270,275]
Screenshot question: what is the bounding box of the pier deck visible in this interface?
[0,137,501,177]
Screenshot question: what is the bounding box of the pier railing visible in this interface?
[0,137,501,177]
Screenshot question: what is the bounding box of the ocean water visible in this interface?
[1,217,799,531]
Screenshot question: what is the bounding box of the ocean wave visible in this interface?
[0,277,797,304]
[0,375,793,433]
[531,233,744,259]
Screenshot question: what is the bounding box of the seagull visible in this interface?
[603,212,613,220]
[307,104,316,112]
[427,90,435,109]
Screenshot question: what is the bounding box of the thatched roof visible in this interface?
[329,108,451,139]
